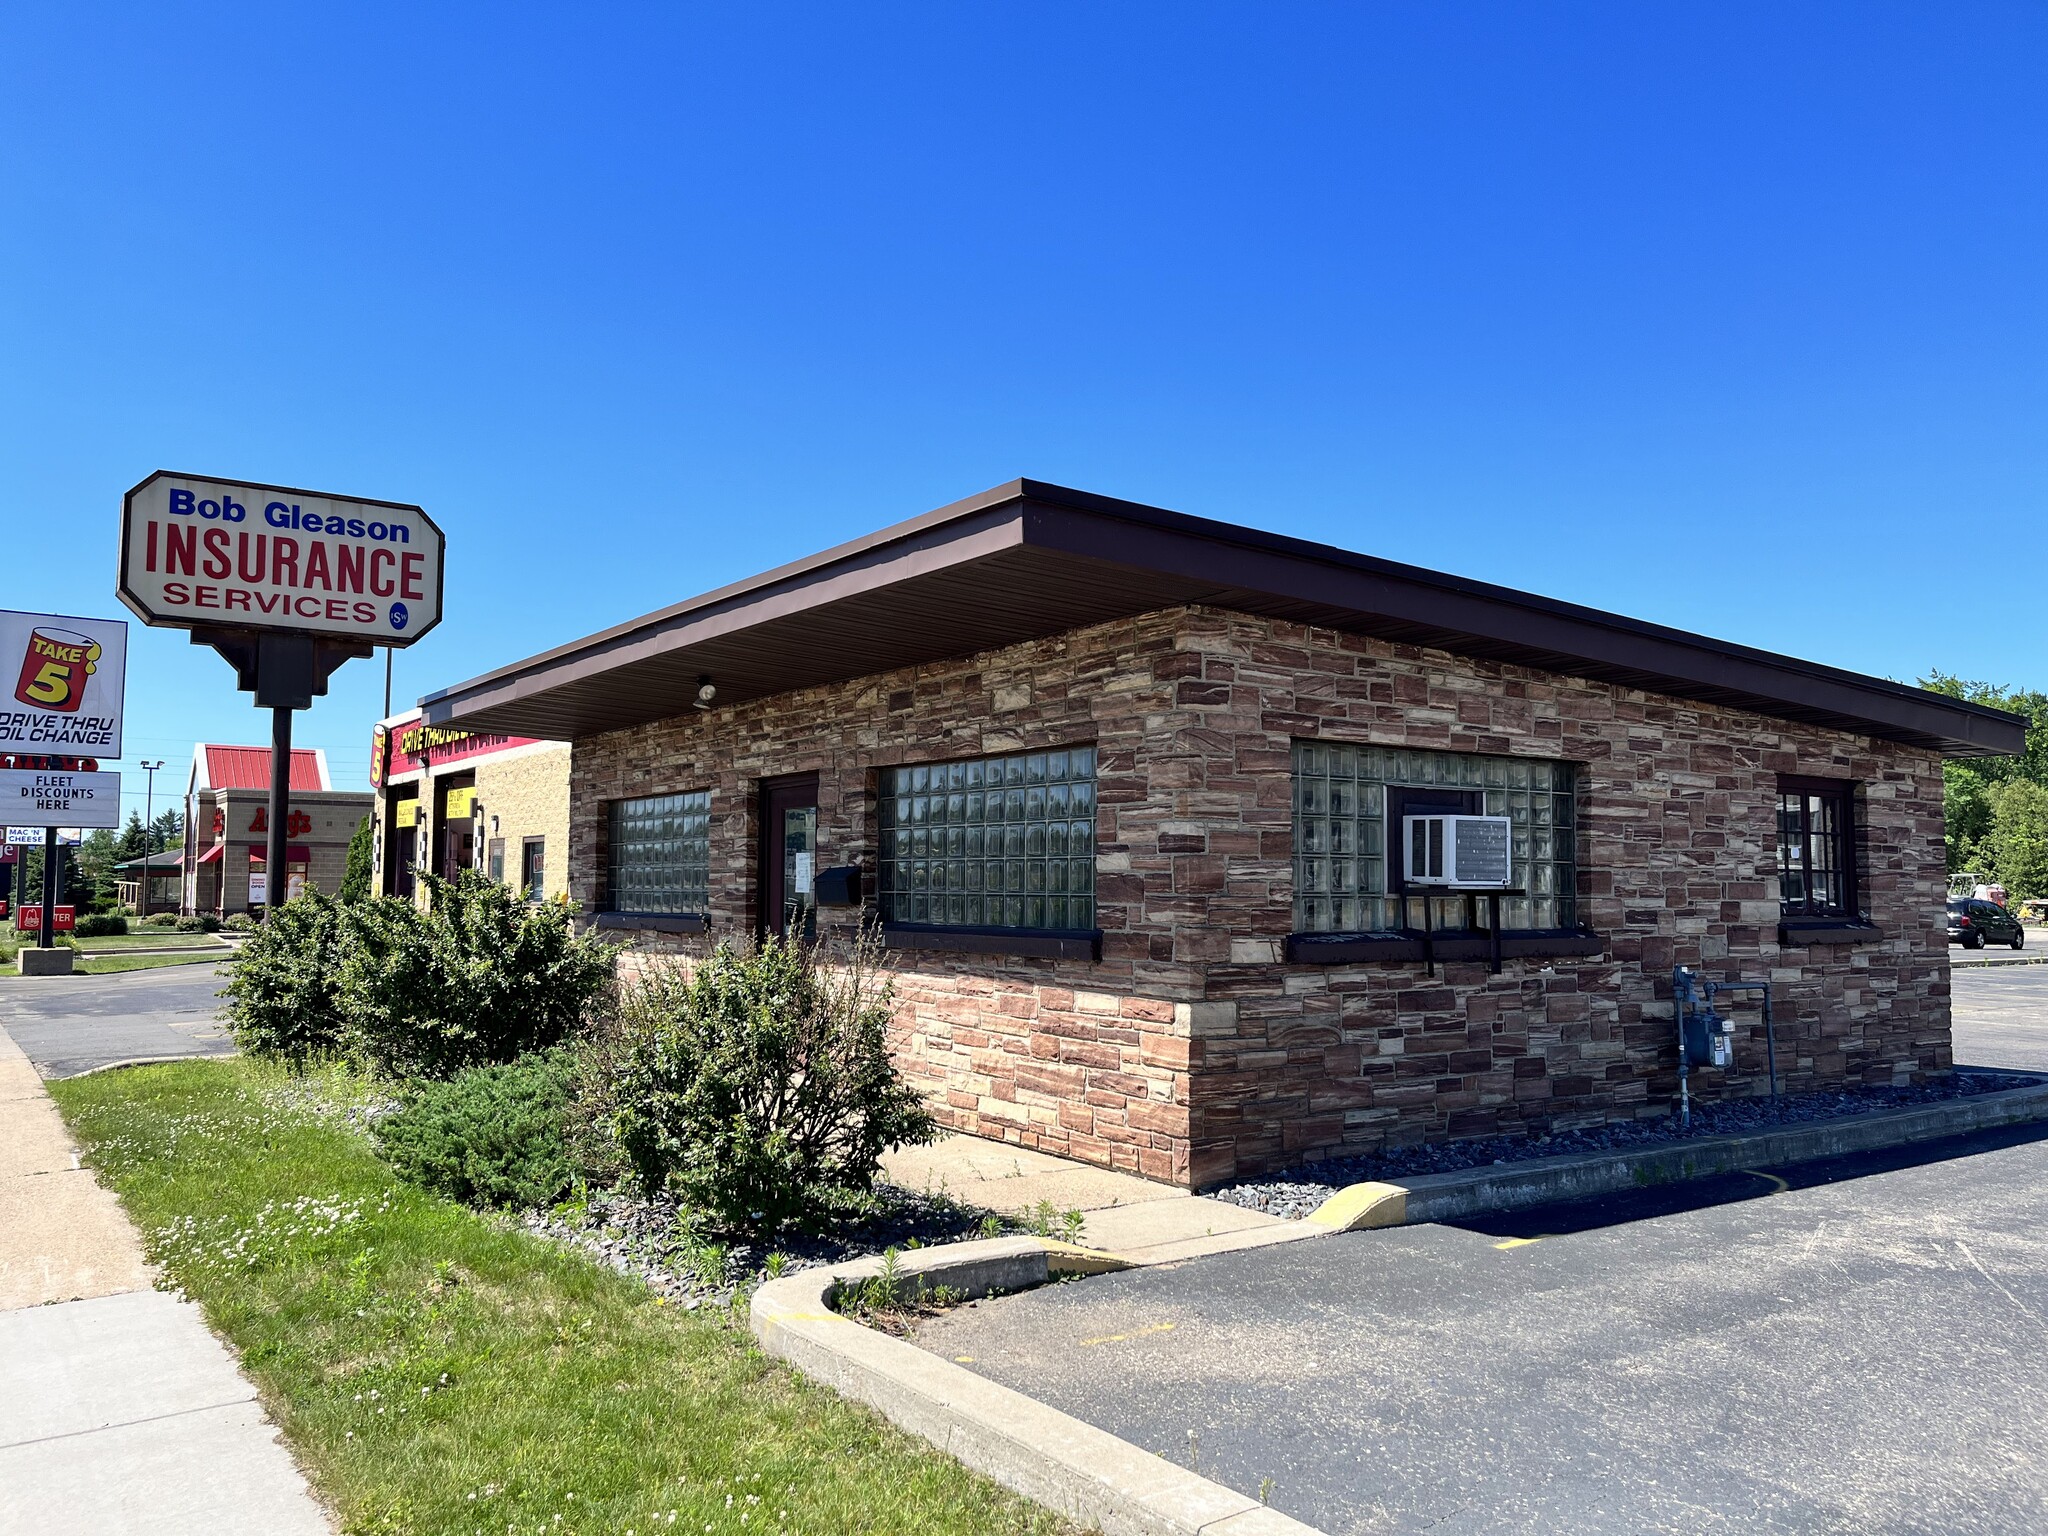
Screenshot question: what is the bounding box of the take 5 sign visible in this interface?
[118,471,445,645]
[0,609,127,757]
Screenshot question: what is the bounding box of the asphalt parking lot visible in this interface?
[0,963,234,1078]
[920,964,2048,1535]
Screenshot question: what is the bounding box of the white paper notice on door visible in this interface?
[793,851,814,894]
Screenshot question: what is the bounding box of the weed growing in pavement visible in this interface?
[1021,1199,1086,1243]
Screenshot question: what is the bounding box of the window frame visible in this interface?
[875,746,1099,949]
[1290,740,1583,944]
[520,836,546,903]
[603,789,712,920]
[1776,775,1857,920]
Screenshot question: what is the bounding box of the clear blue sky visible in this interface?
[4,4,2043,821]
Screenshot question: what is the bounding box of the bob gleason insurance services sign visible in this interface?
[119,471,445,646]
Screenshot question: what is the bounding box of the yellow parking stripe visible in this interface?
[1080,1321,1177,1347]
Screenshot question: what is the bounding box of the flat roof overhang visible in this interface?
[421,480,2026,759]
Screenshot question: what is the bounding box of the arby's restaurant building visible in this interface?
[180,744,371,916]
[416,480,2024,1188]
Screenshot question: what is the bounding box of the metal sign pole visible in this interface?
[268,703,291,910]
[38,828,56,949]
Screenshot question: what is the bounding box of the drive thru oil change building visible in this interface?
[419,481,2024,1188]
[368,710,570,904]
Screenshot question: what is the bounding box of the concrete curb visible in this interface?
[749,1237,1326,1536]
[1951,952,2048,968]
[1308,1075,2048,1230]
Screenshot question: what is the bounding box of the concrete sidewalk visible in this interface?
[882,1134,1302,1264]
[0,1028,330,1536]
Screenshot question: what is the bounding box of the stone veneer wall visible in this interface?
[568,605,1951,1190]
[1158,611,1949,1186]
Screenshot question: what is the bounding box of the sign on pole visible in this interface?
[118,469,440,916]
[0,769,123,828]
[117,472,445,645]
[0,610,128,758]
[6,826,43,845]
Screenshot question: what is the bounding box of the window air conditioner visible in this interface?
[1402,814,1514,890]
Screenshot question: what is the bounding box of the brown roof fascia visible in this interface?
[421,479,2025,759]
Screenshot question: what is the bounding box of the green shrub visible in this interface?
[73,913,129,938]
[144,911,181,928]
[340,815,373,903]
[175,913,224,933]
[374,1050,581,1208]
[223,912,258,932]
[337,871,615,1080]
[602,932,937,1230]
[220,891,347,1063]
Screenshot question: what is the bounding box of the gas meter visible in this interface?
[1681,1008,1735,1071]
[1671,965,1778,1128]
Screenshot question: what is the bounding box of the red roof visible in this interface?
[200,746,327,792]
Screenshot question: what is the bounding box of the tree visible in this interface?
[116,812,148,862]
[74,830,120,914]
[1979,780,2048,902]
[149,808,184,855]
[1920,672,2048,875]
[340,816,373,903]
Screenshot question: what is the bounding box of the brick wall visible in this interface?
[474,745,573,900]
[201,790,372,912]
[570,605,1951,1190]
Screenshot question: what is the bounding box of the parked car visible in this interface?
[1948,897,2026,950]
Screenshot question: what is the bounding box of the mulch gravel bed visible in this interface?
[1211,1069,2041,1220]
[518,1186,1002,1313]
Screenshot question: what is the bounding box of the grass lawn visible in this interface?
[51,1059,1069,1536]
[75,951,229,974]
[75,932,233,950]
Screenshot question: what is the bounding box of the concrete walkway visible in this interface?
[0,1028,331,1535]
[882,1134,1301,1264]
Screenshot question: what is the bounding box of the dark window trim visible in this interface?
[875,747,1097,938]
[1286,928,1604,965]
[1776,775,1858,920]
[880,922,1102,962]
[520,835,546,902]
[594,911,710,935]
[1778,918,1882,946]
[604,787,713,916]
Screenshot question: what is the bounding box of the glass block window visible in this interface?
[878,747,1096,930]
[1777,782,1851,916]
[607,791,711,914]
[1293,742,1578,933]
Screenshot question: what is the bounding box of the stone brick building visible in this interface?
[368,710,570,904]
[420,481,2022,1188]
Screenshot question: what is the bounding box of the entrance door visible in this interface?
[759,775,819,943]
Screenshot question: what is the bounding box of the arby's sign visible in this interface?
[117,472,445,646]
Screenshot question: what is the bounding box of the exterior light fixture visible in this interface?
[694,676,716,710]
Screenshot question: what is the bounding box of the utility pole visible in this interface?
[138,759,164,918]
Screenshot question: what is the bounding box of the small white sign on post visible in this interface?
[6,826,42,845]
[0,769,123,829]
[0,610,128,757]
[118,472,446,646]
